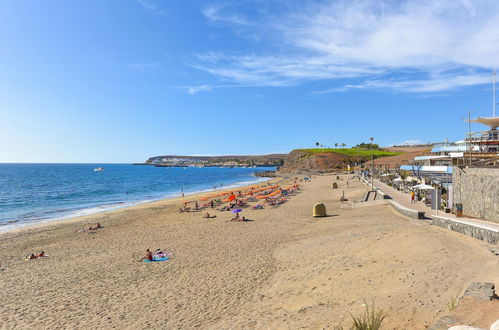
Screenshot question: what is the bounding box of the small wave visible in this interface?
[0,174,272,233]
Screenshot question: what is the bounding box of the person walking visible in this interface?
[410,191,416,204]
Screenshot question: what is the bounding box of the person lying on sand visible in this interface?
[76,223,103,233]
[154,249,174,258]
[229,216,247,222]
[179,206,191,213]
[25,251,47,260]
[139,249,153,262]
[203,212,216,219]
[88,223,102,230]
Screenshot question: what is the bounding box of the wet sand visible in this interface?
[0,174,497,329]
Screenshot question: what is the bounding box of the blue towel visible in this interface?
[143,256,170,263]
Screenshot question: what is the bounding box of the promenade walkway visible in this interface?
[365,177,499,244]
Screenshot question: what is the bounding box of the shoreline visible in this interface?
[0,175,281,236]
[1,173,497,329]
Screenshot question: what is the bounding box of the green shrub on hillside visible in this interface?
[299,148,401,158]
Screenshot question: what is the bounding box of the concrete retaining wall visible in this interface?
[452,167,499,223]
[389,200,425,220]
[432,215,499,245]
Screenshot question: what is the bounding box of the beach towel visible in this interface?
[154,251,173,258]
[143,256,170,263]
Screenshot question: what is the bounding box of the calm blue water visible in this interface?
[0,164,274,231]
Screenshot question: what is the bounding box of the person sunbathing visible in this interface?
[77,223,103,233]
[139,249,153,262]
[230,215,247,222]
[25,251,46,260]
[230,213,241,221]
[203,212,216,219]
[88,223,102,231]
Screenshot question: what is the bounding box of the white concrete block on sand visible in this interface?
[448,326,484,330]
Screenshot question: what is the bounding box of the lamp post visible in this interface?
[370,137,374,191]
[468,111,473,167]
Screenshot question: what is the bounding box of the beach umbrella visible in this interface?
[232,209,242,213]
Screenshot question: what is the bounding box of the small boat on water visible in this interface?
[94,167,105,172]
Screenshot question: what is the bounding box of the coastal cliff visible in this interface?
[140,154,286,167]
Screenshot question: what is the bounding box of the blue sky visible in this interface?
[1,0,498,162]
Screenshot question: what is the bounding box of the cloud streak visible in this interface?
[127,62,160,71]
[137,0,165,15]
[187,85,212,95]
[195,0,499,93]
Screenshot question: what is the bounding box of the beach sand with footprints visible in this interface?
[0,174,497,329]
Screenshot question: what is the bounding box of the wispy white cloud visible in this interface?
[314,72,491,93]
[187,85,212,94]
[128,62,160,71]
[137,0,165,15]
[202,4,252,26]
[390,140,424,146]
[196,0,499,93]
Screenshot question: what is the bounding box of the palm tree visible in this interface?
[334,143,338,148]
[341,143,346,148]
[315,142,320,147]
[399,170,409,191]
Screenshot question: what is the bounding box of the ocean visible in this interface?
[0,164,274,232]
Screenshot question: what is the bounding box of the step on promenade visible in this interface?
[363,177,499,245]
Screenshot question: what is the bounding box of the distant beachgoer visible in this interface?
[411,191,415,204]
[36,251,45,258]
[28,254,36,260]
[210,200,214,208]
[139,249,153,262]
[230,212,240,221]
[89,223,102,231]
[195,201,199,210]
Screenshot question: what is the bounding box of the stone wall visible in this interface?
[452,167,499,223]
[389,200,426,220]
[432,215,499,245]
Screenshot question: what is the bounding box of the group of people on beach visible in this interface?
[22,181,302,265]
[27,223,104,260]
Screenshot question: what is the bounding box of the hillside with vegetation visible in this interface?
[280,147,402,172]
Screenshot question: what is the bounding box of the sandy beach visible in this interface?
[0,174,497,329]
